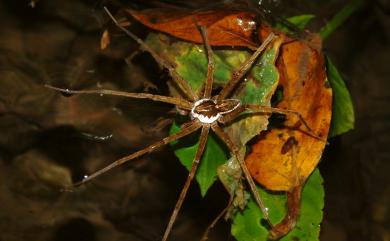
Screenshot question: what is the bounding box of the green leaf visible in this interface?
[170,121,227,196]
[288,14,316,29]
[224,43,280,147]
[326,56,355,137]
[232,169,324,241]
[276,14,315,34]
[320,0,364,40]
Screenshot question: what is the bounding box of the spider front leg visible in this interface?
[199,25,214,99]
[217,32,276,101]
[162,125,210,241]
[211,123,273,228]
[217,104,246,125]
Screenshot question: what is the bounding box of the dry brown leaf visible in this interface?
[246,33,332,191]
[128,9,259,48]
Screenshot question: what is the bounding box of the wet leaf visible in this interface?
[326,56,355,137]
[128,9,259,48]
[232,169,324,241]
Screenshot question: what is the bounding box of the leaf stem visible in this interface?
[320,0,364,40]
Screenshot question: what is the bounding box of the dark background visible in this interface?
[0,0,388,241]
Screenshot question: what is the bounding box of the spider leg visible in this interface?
[198,26,214,99]
[162,125,210,241]
[244,104,327,141]
[211,123,273,228]
[104,7,198,101]
[73,120,201,186]
[218,105,246,125]
[217,33,276,101]
[45,84,193,110]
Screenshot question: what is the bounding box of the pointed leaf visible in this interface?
[170,121,227,196]
[326,56,355,137]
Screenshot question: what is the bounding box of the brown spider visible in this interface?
[45,7,320,241]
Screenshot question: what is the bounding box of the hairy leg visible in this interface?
[162,125,210,241]
[198,26,214,99]
[217,33,276,101]
[74,120,201,186]
[244,104,326,141]
[211,123,273,227]
[45,84,193,110]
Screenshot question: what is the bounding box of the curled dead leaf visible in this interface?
[245,33,332,191]
[242,31,331,239]
[127,9,259,48]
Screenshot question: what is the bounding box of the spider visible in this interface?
[45,7,320,241]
